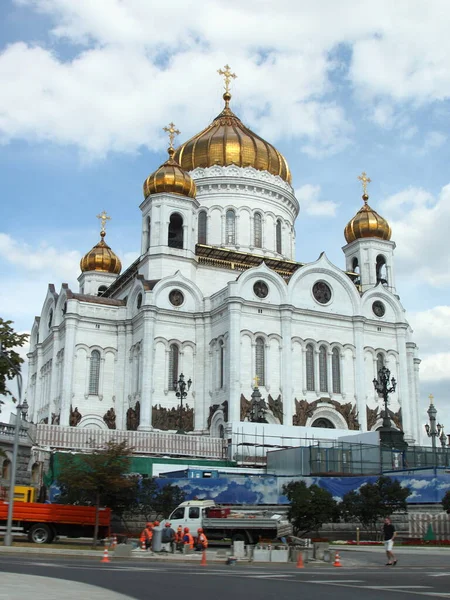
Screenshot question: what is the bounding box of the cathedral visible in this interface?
[26,66,421,446]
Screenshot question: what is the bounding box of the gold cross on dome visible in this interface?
[253,375,260,388]
[163,122,181,149]
[218,64,237,93]
[429,393,434,404]
[358,171,372,196]
[96,210,111,233]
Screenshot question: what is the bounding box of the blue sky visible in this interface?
[0,0,449,442]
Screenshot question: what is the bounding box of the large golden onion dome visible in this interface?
[173,92,292,184]
[80,230,122,274]
[344,193,392,244]
[143,146,197,199]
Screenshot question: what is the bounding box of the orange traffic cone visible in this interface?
[201,550,207,566]
[333,551,342,567]
[141,539,146,551]
[112,535,117,549]
[101,546,110,563]
[296,551,304,569]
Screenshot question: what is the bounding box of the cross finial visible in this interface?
[253,375,260,388]
[218,64,237,94]
[429,393,434,405]
[358,171,372,199]
[163,122,181,150]
[96,210,111,233]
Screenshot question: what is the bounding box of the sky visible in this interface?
[0,0,448,444]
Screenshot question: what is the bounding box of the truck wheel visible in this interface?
[231,532,248,544]
[29,524,54,544]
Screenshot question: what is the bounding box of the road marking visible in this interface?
[363,586,430,590]
[247,575,293,579]
[429,574,450,577]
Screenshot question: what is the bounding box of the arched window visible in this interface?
[306,344,315,391]
[48,309,53,329]
[137,293,142,309]
[312,418,335,429]
[226,210,236,244]
[319,345,328,393]
[376,352,384,376]
[146,216,151,251]
[198,211,207,245]
[168,344,179,390]
[168,213,184,249]
[255,337,265,386]
[254,213,262,248]
[89,350,101,395]
[332,347,341,394]
[219,340,224,389]
[352,257,359,273]
[2,460,10,480]
[376,255,388,285]
[98,285,107,296]
[276,219,282,254]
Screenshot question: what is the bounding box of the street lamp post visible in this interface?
[373,366,397,429]
[174,373,191,434]
[424,394,444,464]
[249,386,267,423]
[0,343,29,546]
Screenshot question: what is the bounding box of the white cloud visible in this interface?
[295,184,339,217]
[419,353,450,383]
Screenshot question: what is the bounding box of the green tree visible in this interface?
[282,480,339,537]
[442,490,450,513]
[340,475,410,537]
[0,319,29,400]
[57,440,134,546]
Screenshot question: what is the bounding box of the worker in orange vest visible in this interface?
[140,522,153,550]
[175,525,184,552]
[196,527,208,551]
[183,526,194,550]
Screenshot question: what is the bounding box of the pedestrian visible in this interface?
[383,516,397,566]
[141,522,154,551]
[196,527,208,551]
[161,521,176,553]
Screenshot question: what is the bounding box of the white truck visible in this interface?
[162,500,292,545]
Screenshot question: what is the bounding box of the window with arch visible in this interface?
[376,255,388,285]
[254,212,262,248]
[48,309,53,329]
[2,459,10,480]
[255,337,265,386]
[319,345,328,393]
[376,352,385,376]
[134,344,142,394]
[137,293,143,309]
[276,219,282,254]
[168,213,184,249]
[198,211,207,245]
[312,418,335,429]
[306,344,315,391]
[146,216,151,250]
[219,339,225,389]
[332,347,341,394]
[226,210,236,244]
[168,344,179,390]
[89,350,101,395]
[98,285,107,296]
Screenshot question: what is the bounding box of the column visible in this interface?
[228,301,242,423]
[396,326,412,440]
[353,319,367,430]
[60,317,77,426]
[48,332,60,424]
[31,346,43,422]
[139,310,155,430]
[115,323,127,430]
[194,315,206,432]
[280,308,293,425]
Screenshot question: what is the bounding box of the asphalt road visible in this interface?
[0,553,449,600]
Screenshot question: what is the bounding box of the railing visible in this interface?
[35,424,226,459]
[0,423,31,443]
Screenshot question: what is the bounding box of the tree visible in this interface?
[340,475,410,537]
[442,490,450,514]
[0,319,29,400]
[57,440,134,546]
[282,480,339,537]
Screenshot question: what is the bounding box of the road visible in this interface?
[0,551,449,600]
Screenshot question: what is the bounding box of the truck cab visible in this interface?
[165,500,215,533]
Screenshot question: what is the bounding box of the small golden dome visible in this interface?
[344,194,392,244]
[80,231,122,274]
[173,94,291,184]
[143,147,197,199]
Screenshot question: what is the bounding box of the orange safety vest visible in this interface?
[142,527,153,541]
[198,533,208,549]
[183,533,194,549]
[175,530,183,543]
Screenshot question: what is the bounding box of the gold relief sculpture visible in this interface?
[240,394,251,421]
[268,394,283,424]
[207,401,228,428]
[103,407,116,430]
[126,401,140,431]
[69,405,82,427]
[293,398,360,430]
[152,404,194,432]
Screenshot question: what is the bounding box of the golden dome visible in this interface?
[80,231,122,274]
[143,147,197,199]
[173,93,292,184]
[344,194,392,244]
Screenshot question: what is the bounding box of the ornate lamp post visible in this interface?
[424,394,444,463]
[249,386,267,423]
[0,343,29,546]
[174,373,191,434]
[373,366,406,449]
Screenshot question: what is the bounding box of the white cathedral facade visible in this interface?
[26,76,422,445]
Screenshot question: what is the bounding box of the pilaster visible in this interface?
[139,311,156,430]
[228,300,242,423]
[353,319,367,430]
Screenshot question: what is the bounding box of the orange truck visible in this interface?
[0,501,111,543]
